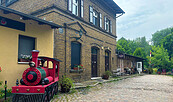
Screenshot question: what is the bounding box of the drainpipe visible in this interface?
[53,28,56,58]
[64,23,67,74]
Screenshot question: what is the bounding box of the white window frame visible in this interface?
[93,10,98,26]
[81,0,84,18]
[72,0,78,16]
[100,13,102,28]
[89,6,93,23]
[68,0,72,11]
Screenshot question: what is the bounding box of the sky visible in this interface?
[114,0,173,41]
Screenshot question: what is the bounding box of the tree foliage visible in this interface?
[152,27,173,46]
[133,47,146,58]
[161,33,173,58]
[117,37,131,54]
[148,45,171,70]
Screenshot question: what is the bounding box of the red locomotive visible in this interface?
[12,50,62,102]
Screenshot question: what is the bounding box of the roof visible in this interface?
[0,5,62,28]
[103,0,125,14]
[38,56,62,62]
[117,51,145,61]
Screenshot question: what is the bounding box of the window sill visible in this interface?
[70,69,84,73]
[18,62,29,64]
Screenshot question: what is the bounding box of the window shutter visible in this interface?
[89,6,93,23]
[81,0,84,18]
[104,16,106,30]
[99,13,102,28]
[110,20,112,33]
[68,0,72,11]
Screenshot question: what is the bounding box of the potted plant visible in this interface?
[59,76,74,93]
[102,71,112,80]
[20,54,32,62]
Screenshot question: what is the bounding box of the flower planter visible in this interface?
[73,67,79,70]
[102,75,109,80]
[19,59,30,62]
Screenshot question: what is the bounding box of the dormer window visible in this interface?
[68,0,84,18]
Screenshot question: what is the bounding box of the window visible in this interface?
[89,6,102,28]
[72,0,78,16]
[6,0,18,6]
[104,17,112,33]
[0,0,2,5]
[93,10,98,26]
[71,42,81,69]
[18,35,35,62]
[68,0,84,17]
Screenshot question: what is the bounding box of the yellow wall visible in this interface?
[0,15,54,88]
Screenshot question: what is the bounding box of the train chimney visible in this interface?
[31,50,39,68]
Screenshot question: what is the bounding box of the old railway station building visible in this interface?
[0,0,124,83]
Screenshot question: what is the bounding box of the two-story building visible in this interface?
[1,0,124,82]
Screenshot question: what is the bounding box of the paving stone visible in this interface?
[52,75,173,102]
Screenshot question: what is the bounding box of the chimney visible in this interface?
[32,50,39,68]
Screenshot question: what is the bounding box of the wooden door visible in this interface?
[91,48,97,77]
[105,51,109,71]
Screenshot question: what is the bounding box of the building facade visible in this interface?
[0,5,61,87]
[1,0,124,82]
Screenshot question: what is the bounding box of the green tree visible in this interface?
[133,47,146,58]
[152,27,173,46]
[161,33,173,58]
[148,45,171,70]
[116,44,125,53]
[117,37,131,54]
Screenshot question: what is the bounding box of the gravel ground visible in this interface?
[52,75,173,102]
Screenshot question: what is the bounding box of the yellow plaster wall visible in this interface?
[0,20,54,88]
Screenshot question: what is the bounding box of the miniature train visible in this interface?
[12,50,62,102]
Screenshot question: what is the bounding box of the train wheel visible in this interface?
[54,83,59,95]
[48,90,52,101]
[52,85,55,96]
[43,94,48,102]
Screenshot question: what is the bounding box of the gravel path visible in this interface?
[53,75,173,102]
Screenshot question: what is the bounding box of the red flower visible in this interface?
[0,67,2,72]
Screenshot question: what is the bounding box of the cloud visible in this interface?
[114,0,173,40]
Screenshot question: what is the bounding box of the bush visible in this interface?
[166,72,172,75]
[104,71,112,76]
[59,76,74,93]
[148,68,153,74]
[153,68,158,74]
[102,71,112,80]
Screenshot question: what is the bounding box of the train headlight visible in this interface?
[29,61,35,67]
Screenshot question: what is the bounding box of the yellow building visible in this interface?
[0,6,61,88]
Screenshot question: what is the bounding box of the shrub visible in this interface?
[148,68,153,74]
[59,76,74,93]
[153,68,158,74]
[102,71,112,80]
[166,72,172,75]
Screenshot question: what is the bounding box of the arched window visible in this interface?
[71,42,81,69]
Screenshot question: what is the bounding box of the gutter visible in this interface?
[116,13,124,18]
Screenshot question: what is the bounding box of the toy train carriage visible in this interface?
[12,50,62,102]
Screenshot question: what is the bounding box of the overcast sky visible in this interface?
[114,0,173,41]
